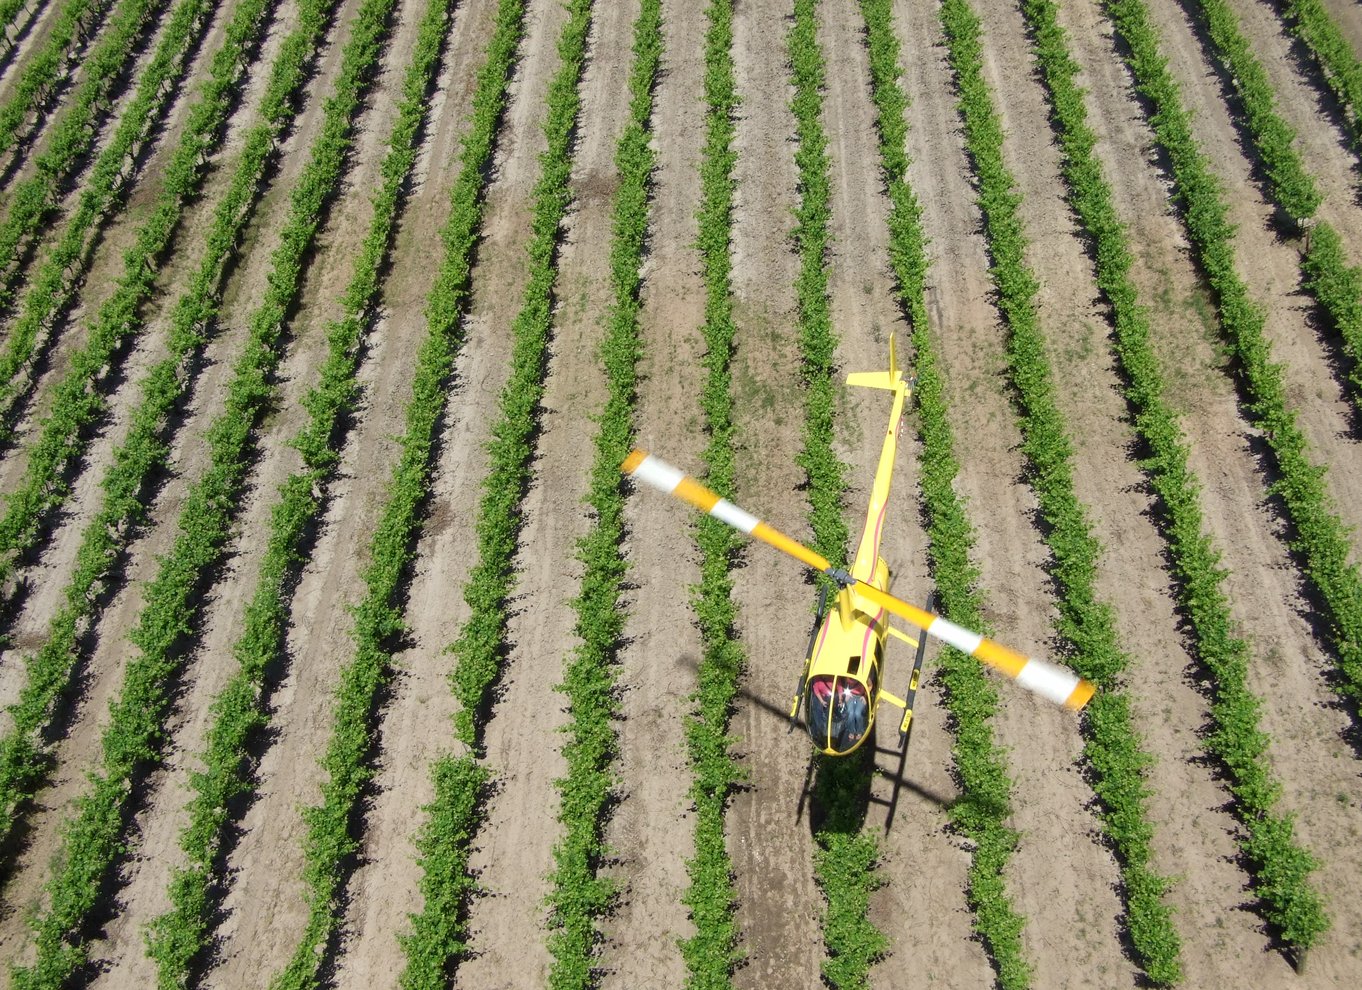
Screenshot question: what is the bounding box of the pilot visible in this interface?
[809,676,833,740]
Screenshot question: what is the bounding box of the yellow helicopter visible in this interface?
[622,335,1094,758]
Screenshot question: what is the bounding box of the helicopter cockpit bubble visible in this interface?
[806,674,870,755]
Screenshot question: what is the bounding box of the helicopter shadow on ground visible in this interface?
[796,719,953,838]
[675,653,952,835]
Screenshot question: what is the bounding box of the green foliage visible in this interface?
[543,2,660,986]
[4,0,389,982]
[787,3,885,986]
[399,755,489,988]
[938,0,1183,981]
[0,0,109,157]
[0,0,286,853]
[858,1,1034,985]
[0,0,35,45]
[1301,222,1362,411]
[0,0,219,583]
[789,0,847,578]
[1189,0,1319,223]
[141,1,457,986]
[675,3,746,987]
[1278,0,1362,145]
[1099,0,1333,954]
[0,0,169,405]
[1187,0,1362,412]
[218,3,526,988]
[446,0,594,750]
[410,0,604,981]
[812,764,887,990]
[232,2,526,986]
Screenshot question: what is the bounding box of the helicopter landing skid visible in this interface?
[874,591,934,833]
[788,583,830,734]
[794,751,817,825]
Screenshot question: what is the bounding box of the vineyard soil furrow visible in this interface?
[311,2,525,976]
[0,0,228,624]
[888,1,1129,983]
[596,0,706,982]
[0,0,294,742]
[0,3,61,87]
[0,0,262,683]
[815,4,985,986]
[0,0,357,971]
[0,0,161,323]
[84,1,448,985]
[1316,0,1362,57]
[394,1,572,983]
[1109,0,1362,973]
[723,0,824,986]
[0,0,336,956]
[1059,0,1362,981]
[447,0,637,983]
[1023,0,1336,982]
[0,0,114,173]
[874,3,1039,980]
[315,5,511,986]
[1224,0,1362,235]
[934,0,1148,982]
[5,0,392,975]
[966,0,1201,981]
[1140,0,1362,545]
[192,2,514,985]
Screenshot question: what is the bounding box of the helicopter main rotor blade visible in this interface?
[623,449,1095,712]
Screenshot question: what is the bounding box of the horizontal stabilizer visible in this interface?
[846,333,906,392]
[846,371,902,391]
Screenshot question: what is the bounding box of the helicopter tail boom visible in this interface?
[845,337,913,583]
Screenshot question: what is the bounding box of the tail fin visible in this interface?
[846,333,906,392]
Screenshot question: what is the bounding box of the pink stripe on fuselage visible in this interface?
[852,498,890,582]
[814,612,833,658]
[860,606,884,665]
[809,597,885,679]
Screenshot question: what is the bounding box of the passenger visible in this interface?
[807,675,834,744]
[841,682,868,741]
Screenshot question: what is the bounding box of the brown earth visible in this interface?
[1,0,1361,987]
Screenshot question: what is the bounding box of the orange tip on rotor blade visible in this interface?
[621,450,834,575]
[622,449,647,475]
[1065,677,1096,711]
[854,581,1095,711]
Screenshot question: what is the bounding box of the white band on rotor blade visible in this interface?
[1015,657,1082,705]
[925,616,983,655]
[710,498,759,534]
[632,454,684,493]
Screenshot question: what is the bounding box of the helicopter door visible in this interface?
[867,641,882,707]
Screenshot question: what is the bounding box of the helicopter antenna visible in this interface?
[622,449,1095,711]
